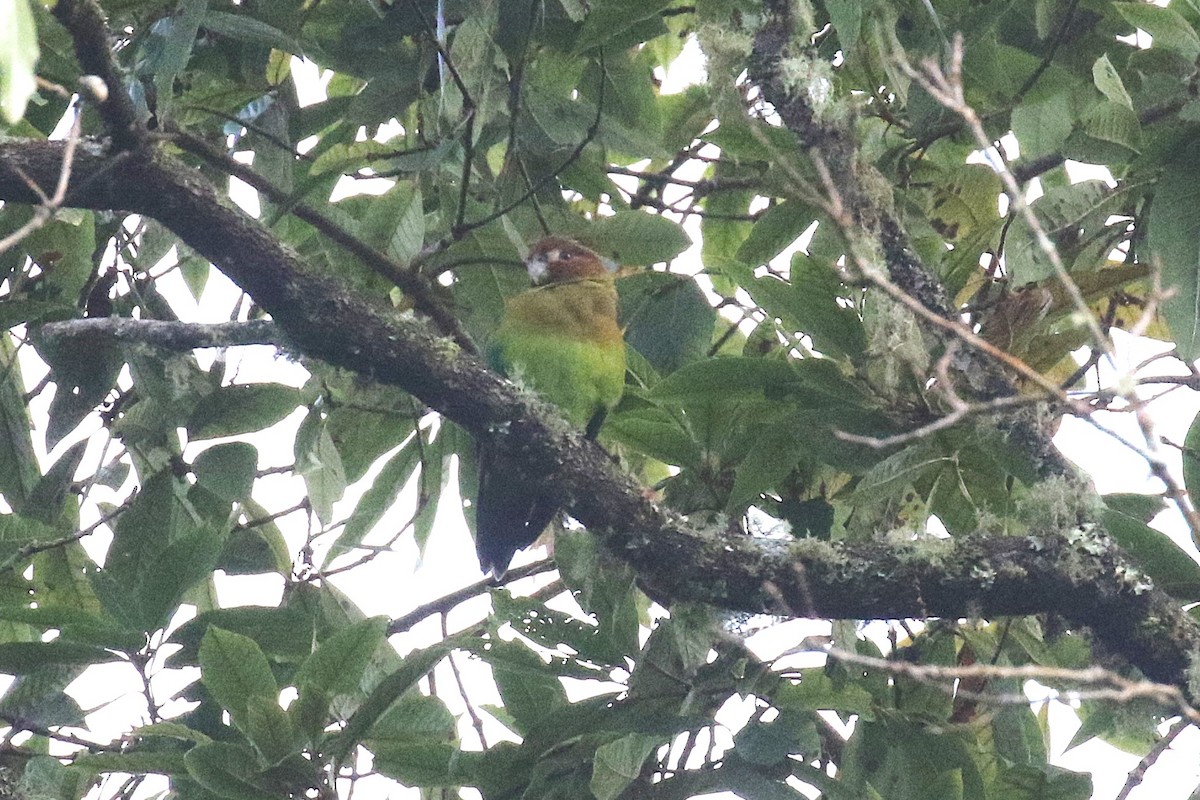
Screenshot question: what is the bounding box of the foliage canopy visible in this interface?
[4,0,1200,798]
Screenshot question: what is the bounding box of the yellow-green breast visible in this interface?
[489,277,625,430]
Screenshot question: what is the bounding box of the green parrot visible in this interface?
[475,236,627,579]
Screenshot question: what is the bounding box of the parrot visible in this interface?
[474,236,627,579]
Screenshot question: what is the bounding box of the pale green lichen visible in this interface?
[1016,475,1103,537]
[777,55,841,123]
[788,535,844,566]
[860,293,932,400]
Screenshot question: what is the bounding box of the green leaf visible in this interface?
[137,0,207,117]
[727,424,809,513]
[294,408,347,526]
[1101,508,1200,599]
[329,640,456,762]
[573,0,673,53]
[326,435,421,562]
[186,383,304,440]
[554,529,642,660]
[0,665,87,727]
[183,742,275,800]
[827,0,863,51]
[0,0,38,123]
[619,271,715,375]
[0,641,119,673]
[245,695,298,765]
[199,626,279,729]
[200,10,303,55]
[590,734,662,800]
[736,201,814,266]
[72,751,189,776]
[773,669,877,719]
[168,606,313,666]
[604,406,701,466]
[1148,150,1200,360]
[192,442,258,503]
[1114,2,1200,60]
[293,617,387,697]
[0,336,37,507]
[372,742,481,787]
[788,253,866,357]
[1091,55,1132,109]
[359,181,424,266]
[1011,93,1074,160]
[649,357,801,402]
[475,638,568,733]
[21,440,87,525]
[492,591,627,668]
[990,764,1092,800]
[734,710,819,765]
[367,692,456,744]
[19,756,91,800]
[592,212,692,264]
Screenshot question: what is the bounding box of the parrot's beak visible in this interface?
[525,253,550,284]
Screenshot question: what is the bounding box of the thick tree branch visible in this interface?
[1,137,1198,695]
[51,0,145,151]
[39,318,282,350]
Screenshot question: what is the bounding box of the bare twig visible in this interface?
[902,34,1200,544]
[387,559,558,635]
[441,613,488,749]
[0,104,84,255]
[1114,718,1191,800]
[169,129,476,353]
[822,646,1200,724]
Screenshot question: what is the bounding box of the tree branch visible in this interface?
[51,0,145,151]
[2,137,1198,695]
[38,318,282,350]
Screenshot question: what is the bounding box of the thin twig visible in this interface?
[441,613,488,749]
[169,129,476,353]
[822,647,1200,724]
[0,104,84,255]
[387,559,558,635]
[1114,719,1191,800]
